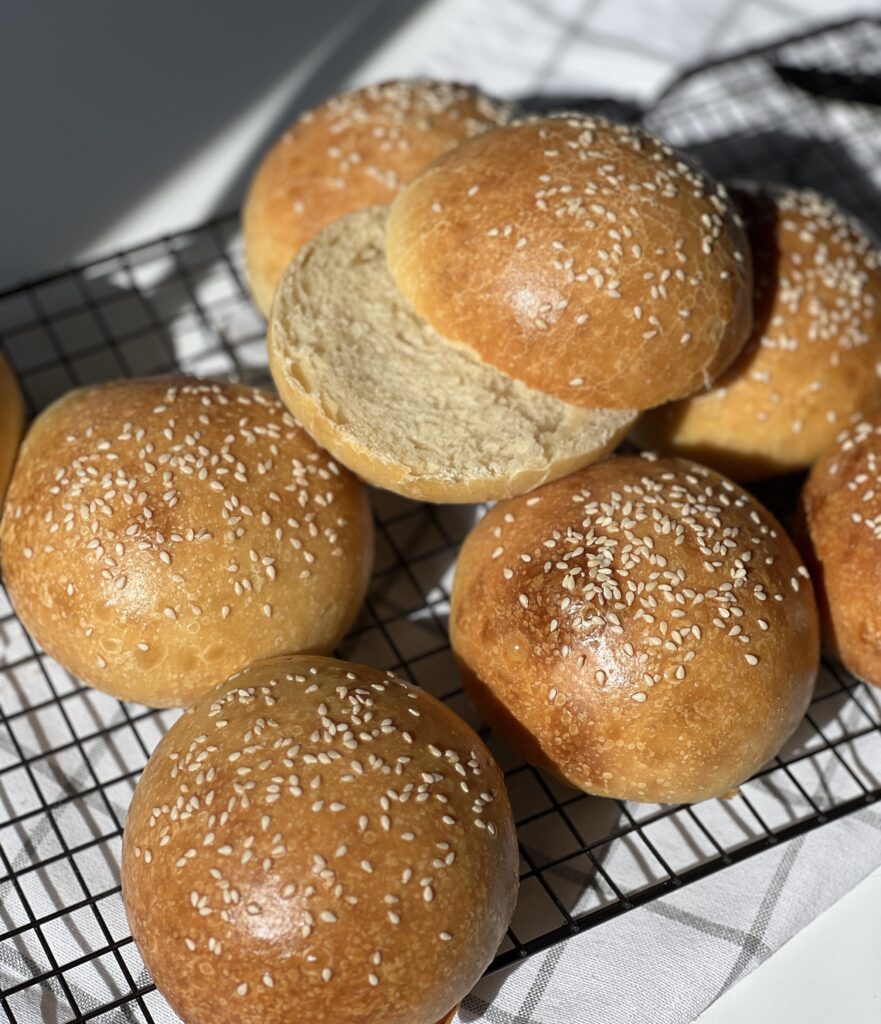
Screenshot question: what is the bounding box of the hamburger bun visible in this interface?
[636,187,881,479]
[122,654,518,1024]
[800,411,881,687]
[269,206,636,503]
[451,453,819,804]
[0,377,373,707]
[243,79,513,316]
[0,353,25,506]
[386,114,753,411]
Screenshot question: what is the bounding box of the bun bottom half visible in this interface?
[269,207,636,503]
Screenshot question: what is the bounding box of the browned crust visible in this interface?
[386,116,753,411]
[0,378,373,706]
[451,455,819,804]
[636,187,881,479]
[0,353,25,509]
[242,79,512,316]
[801,411,881,687]
[122,655,518,1024]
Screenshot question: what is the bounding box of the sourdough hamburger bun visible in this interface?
[451,454,819,804]
[0,353,25,505]
[636,187,881,479]
[0,378,373,707]
[122,655,518,1024]
[386,114,753,411]
[801,411,881,687]
[269,206,636,503]
[243,79,513,316]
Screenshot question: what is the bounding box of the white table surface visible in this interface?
[3,2,880,1021]
[696,866,881,1024]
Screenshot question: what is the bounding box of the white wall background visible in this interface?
[2,0,875,290]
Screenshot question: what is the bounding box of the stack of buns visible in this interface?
[267,97,754,501]
[2,74,880,1024]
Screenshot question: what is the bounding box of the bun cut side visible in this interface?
[243,79,513,316]
[0,378,373,707]
[122,655,518,1024]
[451,454,819,804]
[269,206,636,503]
[386,115,753,411]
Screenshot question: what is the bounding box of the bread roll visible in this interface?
[243,79,513,316]
[636,187,881,479]
[451,454,819,804]
[122,655,518,1024]
[0,353,25,505]
[386,114,753,411]
[0,378,373,707]
[801,411,881,687]
[269,206,636,503]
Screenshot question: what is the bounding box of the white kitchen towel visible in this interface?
[459,806,881,1023]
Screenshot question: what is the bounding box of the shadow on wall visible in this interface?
[0,0,427,288]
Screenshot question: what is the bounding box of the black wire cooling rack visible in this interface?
[2,16,881,1024]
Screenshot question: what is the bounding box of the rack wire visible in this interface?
[2,17,881,1024]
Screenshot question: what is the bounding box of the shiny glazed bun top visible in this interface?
[122,655,518,1024]
[451,454,819,804]
[243,79,513,315]
[386,114,753,410]
[0,377,373,707]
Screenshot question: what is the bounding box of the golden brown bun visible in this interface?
[243,79,513,316]
[451,454,819,804]
[801,412,881,687]
[122,655,518,1024]
[268,205,636,504]
[386,115,753,411]
[636,187,881,479]
[0,378,373,707]
[0,353,25,505]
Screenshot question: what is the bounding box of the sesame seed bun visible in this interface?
[801,411,881,687]
[122,655,518,1024]
[635,187,881,480]
[0,378,373,707]
[268,205,636,503]
[385,115,753,411]
[242,79,513,317]
[450,454,819,804]
[0,353,25,507]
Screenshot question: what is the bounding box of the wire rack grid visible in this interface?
[1,17,881,1024]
